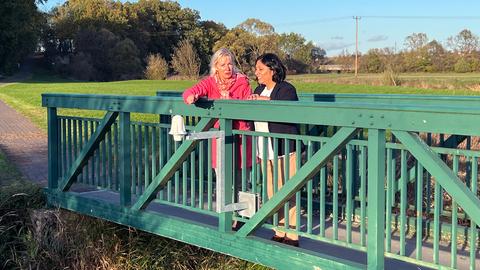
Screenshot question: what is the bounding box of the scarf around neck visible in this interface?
[214,73,237,96]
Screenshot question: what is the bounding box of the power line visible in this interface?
[274,16,352,27]
[362,15,480,20]
[274,15,480,27]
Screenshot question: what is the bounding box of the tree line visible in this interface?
[1,0,479,79]
[37,0,324,81]
[333,30,480,73]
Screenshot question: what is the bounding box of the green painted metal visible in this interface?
[470,157,477,270]
[434,180,441,264]
[333,154,339,240]
[346,144,353,244]
[42,93,480,136]
[400,149,407,256]
[307,142,313,234]
[47,107,59,189]
[367,129,386,270]
[59,111,118,191]
[46,190,364,270]
[451,155,459,268]
[43,93,480,270]
[119,112,131,206]
[385,147,393,252]
[415,163,424,260]
[359,145,367,247]
[237,127,358,237]
[392,130,480,227]
[132,117,215,211]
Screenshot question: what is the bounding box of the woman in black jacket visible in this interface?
[248,53,300,246]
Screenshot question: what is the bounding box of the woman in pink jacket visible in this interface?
[183,48,252,224]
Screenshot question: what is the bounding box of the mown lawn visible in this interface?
[1,72,480,131]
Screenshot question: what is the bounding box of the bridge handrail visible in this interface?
[42,92,480,270]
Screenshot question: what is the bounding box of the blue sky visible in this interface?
[39,0,480,56]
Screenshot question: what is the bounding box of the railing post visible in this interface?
[119,112,132,206]
[47,107,59,189]
[367,129,386,270]
[219,118,233,232]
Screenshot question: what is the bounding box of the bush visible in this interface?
[171,40,200,80]
[382,67,401,86]
[144,54,169,80]
[454,58,471,73]
[108,38,143,81]
[69,52,96,81]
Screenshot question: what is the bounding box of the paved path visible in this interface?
[0,99,48,186]
[0,57,48,186]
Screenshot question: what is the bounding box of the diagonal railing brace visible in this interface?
[132,117,215,210]
[236,127,359,237]
[60,111,119,191]
[392,130,480,226]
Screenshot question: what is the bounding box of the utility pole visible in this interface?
[353,16,361,78]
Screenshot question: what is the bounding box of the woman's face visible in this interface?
[255,60,274,86]
[215,56,233,80]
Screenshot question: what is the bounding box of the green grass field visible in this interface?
[2,71,480,131]
[290,72,480,92]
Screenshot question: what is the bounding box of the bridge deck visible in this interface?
[70,187,478,269]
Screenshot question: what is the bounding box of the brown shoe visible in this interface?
[271,235,284,243]
[283,238,299,247]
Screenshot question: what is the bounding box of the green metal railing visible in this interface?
[43,92,480,270]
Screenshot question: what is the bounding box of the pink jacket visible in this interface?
[182,74,252,169]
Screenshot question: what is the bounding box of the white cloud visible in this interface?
[367,35,388,42]
[331,36,344,40]
[319,42,355,51]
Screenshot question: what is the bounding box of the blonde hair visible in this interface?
[209,48,239,76]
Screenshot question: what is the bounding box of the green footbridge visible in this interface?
[42,91,480,270]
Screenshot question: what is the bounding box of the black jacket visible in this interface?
[254,81,301,156]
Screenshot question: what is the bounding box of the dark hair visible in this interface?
[256,53,286,83]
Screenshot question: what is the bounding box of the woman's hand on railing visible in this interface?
[247,94,270,101]
[185,94,199,104]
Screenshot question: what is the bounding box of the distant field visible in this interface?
[290,72,480,91]
[1,72,480,130]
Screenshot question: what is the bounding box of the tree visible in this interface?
[0,0,46,74]
[195,20,228,73]
[237,18,275,36]
[424,40,447,72]
[144,54,169,80]
[214,27,256,74]
[404,33,429,52]
[171,40,200,79]
[403,33,432,72]
[74,28,118,80]
[447,29,479,56]
[361,49,384,73]
[44,0,218,80]
[108,38,142,80]
[215,19,279,75]
[277,33,318,72]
